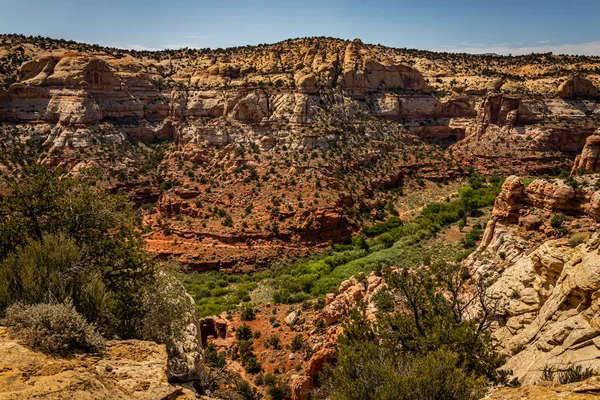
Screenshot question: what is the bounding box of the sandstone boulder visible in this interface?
[572,134,600,174]
[492,175,524,223]
[557,75,600,98]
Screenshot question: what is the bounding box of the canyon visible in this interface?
[1,34,600,270]
[2,34,600,398]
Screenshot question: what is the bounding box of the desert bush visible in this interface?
[204,343,226,368]
[136,272,192,345]
[324,262,505,399]
[542,364,594,384]
[240,306,256,321]
[550,213,565,229]
[0,166,186,343]
[568,232,588,248]
[265,379,292,400]
[266,334,280,349]
[3,301,105,356]
[236,324,253,341]
[290,334,304,351]
[244,356,262,374]
[234,380,261,400]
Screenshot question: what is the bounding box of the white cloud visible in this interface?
[536,40,551,44]
[162,43,199,49]
[125,44,162,51]
[436,41,600,56]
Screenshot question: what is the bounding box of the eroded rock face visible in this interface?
[167,291,203,384]
[0,327,194,399]
[557,75,600,98]
[320,274,384,326]
[2,36,600,270]
[492,175,524,223]
[572,134,600,174]
[470,175,600,385]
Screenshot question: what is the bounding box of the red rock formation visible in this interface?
[572,134,600,174]
[306,347,336,378]
[492,176,524,223]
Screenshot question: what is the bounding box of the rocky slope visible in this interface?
[199,272,384,399]
[1,34,600,269]
[0,327,195,400]
[467,169,600,386]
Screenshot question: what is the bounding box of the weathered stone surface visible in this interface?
[492,175,524,222]
[485,377,600,399]
[306,347,336,378]
[0,327,194,399]
[572,134,600,174]
[290,374,313,400]
[471,174,600,385]
[557,75,600,98]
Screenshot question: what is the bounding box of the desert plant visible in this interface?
[0,166,159,339]
[240,306,255,321]
[236,324,253,341]
[244,356,262,374]
[290,334,304,352]
[550,213,565,229]
[568,232,588,248]
[558,365,594,384]
[3,301,105,356]
[266,334,280,349]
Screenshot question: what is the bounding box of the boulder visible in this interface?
[285,310,300,326]
[572,134,600,174]
[0,327,194,399]
[557,75,600,98]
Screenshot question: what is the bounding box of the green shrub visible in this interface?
[266,334,280,349]
[234,380,260,400]
[290,334,304,351]
[325,262,505,399]
[266,379,292,400]
[244,356,262,374]
[204,343,226,368]
[558,365,594,384]
[3,301,105,356]
[542,364,594,384]
[0,166,160,340]
[137,272,192,345]
[550,213,565,229]
[236,324,253,341]
[240,306,255,321]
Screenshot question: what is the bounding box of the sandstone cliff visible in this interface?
[1,34,599,269]
[469,173,600,385]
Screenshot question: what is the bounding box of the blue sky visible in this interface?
[1,0,600,55]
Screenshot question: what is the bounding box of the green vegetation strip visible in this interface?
[181,175,503,317]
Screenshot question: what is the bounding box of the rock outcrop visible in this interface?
[486,377,600,399]
[572,133,600,174]
[320,273,384,326]
[469,174,600,385]
[557,75,600,98]
[0,327,194,399]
